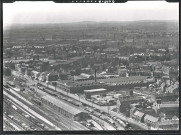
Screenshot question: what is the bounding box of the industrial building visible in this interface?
[84,88,107,99]
[57,76,151,93]
[41,95,91,121]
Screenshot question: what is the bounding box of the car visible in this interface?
[22,113,26,117]
[84,107,89,111]
[26,127,31,131]
[100,111,106,114]
[40,123,44,127]
[30,125,36,130]
[37,122,44,128]
[91,127,98,130]
[94,108,100,112]
[44,126,49,130]
[88,109,94,113]
[13,118,21,123]
[24,125,29,128]
[24,114,30,118]
[22,123,27,128]
[8,115,14,119]
[86,123,92,128]
[112,116,117,121]
[107,113,112,117]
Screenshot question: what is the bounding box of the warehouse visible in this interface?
[41,95,91,121]
[57,76,149,93]
[84,88,107,99]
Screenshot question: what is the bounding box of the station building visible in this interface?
[41,95,91,121]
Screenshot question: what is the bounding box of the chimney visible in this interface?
[95,69,97,82]
[130,90,133,96]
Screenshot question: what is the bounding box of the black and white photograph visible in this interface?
[3,1,179,132]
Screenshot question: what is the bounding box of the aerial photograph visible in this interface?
[3,1,179,131]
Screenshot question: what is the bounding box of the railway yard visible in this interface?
[3,70,134,131]
[3,16,179,132]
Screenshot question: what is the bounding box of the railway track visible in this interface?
[3,99,44,131]
[3,89,61,130]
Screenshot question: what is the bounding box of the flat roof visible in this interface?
[41,95,85,115]
[59,76,147,87]
[134,110,145,118]
[144,115,159,123]
[84,88,107,93]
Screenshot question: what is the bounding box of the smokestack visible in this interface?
[95,69,97,82]
[130,90,133,96]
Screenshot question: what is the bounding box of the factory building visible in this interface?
[57,76,151,93]
[41,95,91,121]
[84,88,107,99]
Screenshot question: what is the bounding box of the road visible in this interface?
[11,70,149,130]
[40,82,149,130]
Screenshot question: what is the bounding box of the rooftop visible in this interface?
[41,95,85,115]
[144,114,159,123]
[51,56,84,66]
[103,48,119,52]
[84,88,107,93]
[134,110,145,118]
[59,76,147,87]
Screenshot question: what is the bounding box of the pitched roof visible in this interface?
[172,116,179,120]
[103,48,119,52]
[134,110,145,118]
[41,95,85,115]
[144,114,159,123]
[59,76,147,87]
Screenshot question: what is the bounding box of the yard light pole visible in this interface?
[107,100,110,114]
[92,99,93,107]
[47,82,48,88]
[78,94,80,102]
[52,81,57,91]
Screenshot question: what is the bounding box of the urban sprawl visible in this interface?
[3,21,179,131]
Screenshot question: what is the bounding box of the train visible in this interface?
[31,98,42,106]
[37,84,58,97]
[69,100,82,107]
[11,105,18,110]
[7,81,15,88]
[106,118,116,127]
[115,118,128,128]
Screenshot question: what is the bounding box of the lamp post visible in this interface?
[52,81,57,91]
[107,100,110,114]
[47,82,48,88]
[66,89,68,97]
[78,94,80,102]
[92,99,93,107]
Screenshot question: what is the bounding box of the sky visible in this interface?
[3,1,179,28]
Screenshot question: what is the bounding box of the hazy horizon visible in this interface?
[3,1,179,28]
